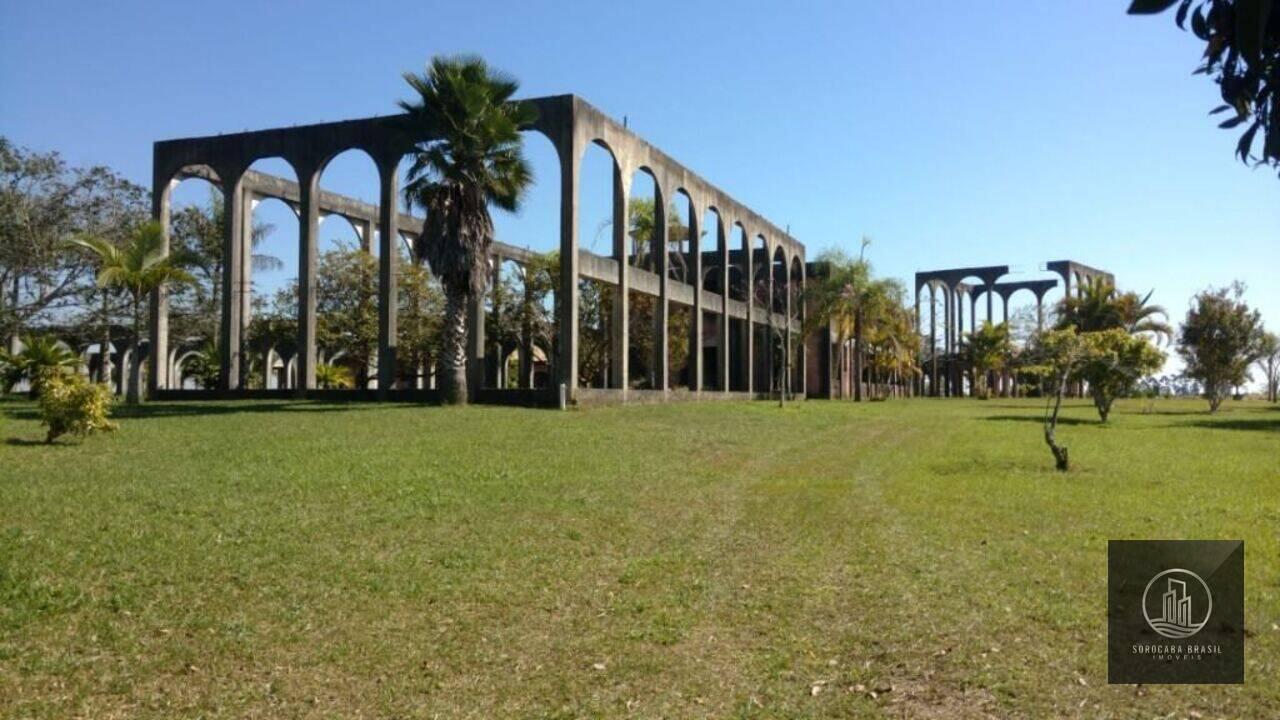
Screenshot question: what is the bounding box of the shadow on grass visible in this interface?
[4,437,49,447]
[1,401,403,423]
[1178,417,1280,433]
[981,414,1095,426]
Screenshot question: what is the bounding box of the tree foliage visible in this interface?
[1077,328,1167,422]
[400,55,536,404]
[0,137,146,344]
[1128,0,1280,171]
[1256,330,1280,401]
[0,334,81,396]
[963,321,1013,398]
[71,222,192,403]
[1177,282,1266,411]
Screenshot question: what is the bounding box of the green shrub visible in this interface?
[38,373,117,443]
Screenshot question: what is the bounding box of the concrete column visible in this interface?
[297,168,320,393]
[608,165,629,391]
[956,289,965,397]
[744,243,754,394]
[689,208,702,392]
[652,194,669,391]
[942,286,952,397]
[219,174,245,390]
[147,177,172,393]
[376,159,399,395]
[798,270,807,398]
[719,231,730,393]
[766,257,774,394]
[556,131,581,397]
[238,188,254,388]
[783,268,791,397]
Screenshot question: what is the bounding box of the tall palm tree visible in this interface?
[71,221,191,404]
[399,55,536,404]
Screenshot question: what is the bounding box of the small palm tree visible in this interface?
[399,55,536,404]
[1058,276,1172,342]
[1,335,82,397]
[72,222,191,404]
[315,362,353,390]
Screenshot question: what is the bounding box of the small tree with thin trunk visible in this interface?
[399,56,535,405]
[1025,328,1089,471]
[1177,283,1264,412]
[71,222,190,404]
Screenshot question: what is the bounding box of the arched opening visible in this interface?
[164,168,227,392]
[576,139,617,389]
[314,149,380,391]
[770,245,788,394]
[701,207,725,391]
[790,254,804,396]
[627,167,660,389]
[751,236,770,392]
[727,223,750,391]
[668,189,694,390]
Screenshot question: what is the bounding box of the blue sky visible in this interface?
[2,1,1277,377]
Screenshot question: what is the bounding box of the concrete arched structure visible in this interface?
[151,95,806,405]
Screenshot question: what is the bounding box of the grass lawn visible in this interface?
[1,395,1277,718]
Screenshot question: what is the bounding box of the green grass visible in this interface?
[1,395,1277,718]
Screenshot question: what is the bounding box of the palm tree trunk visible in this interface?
[127,296,142,404]
[853,311,864,402]
[440,283,469,405]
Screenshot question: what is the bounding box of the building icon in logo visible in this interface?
[1143,569,1211,639]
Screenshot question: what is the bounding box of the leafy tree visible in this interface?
[963,321,1013,399]
[1177,282,1265,412]
[1078,328,1166,422]
[0,137,146,350]
[1128,0,1280,172]
[399,55,536,404]
[396,256,445,388]
[71,222,192,404]
[864,279,918,398]
[315,243,378,388]
[1256,330,1280,401]
[0,334,81,397]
